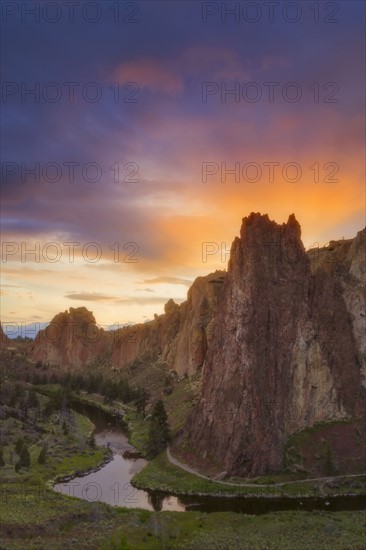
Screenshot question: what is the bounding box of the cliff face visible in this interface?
[32,273,225,375]
[112,271,225,376]
[182,214,365,477]
[31,307,110,369]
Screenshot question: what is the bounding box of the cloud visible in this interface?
[135,288,155,293]
[138,276,192,286]
[115,296,182,306]
[113,59,184,96]
[65,292,119,302]
[64,292,181,307]
[179,45,251,80]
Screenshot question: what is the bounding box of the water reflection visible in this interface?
[54,422,186,511]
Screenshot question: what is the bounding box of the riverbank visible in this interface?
[32,385,366,500]
[132,451,366,499]
[34,384,127,420]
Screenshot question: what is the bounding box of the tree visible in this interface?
[0,448,5,467]
[135,389,149,418]
[27,389,39,408]
[16,445,30,470]
[38,444,47,464]
[15,437,24,455]
[145,400,170,459]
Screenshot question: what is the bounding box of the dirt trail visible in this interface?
[166,447,365,488]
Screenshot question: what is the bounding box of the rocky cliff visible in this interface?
[31,272,225,374]
[180,213,366,477]
[31,307,110,369]
[112,271,225,376]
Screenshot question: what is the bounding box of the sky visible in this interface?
[1,0,365,336]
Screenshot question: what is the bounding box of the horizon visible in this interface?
[1,213,364,338]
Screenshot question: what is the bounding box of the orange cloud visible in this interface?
[114,59,184,96]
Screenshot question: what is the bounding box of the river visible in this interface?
[53,401,366,513]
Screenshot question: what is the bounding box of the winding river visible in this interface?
[54,402,366,513]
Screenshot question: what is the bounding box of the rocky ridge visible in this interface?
[181,213,365,476]
[31,272,225,376]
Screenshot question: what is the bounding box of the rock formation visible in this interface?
[32,273,225,375]
[181,213,366,476]
[112,271,225,376]
[31,307,109,369]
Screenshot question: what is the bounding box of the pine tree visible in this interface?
[18,445,30,468]
[27,389,39,408]
[38,445,47,464]
[145,400,170,459]
[135,389,149,418]
[15,437,24,455]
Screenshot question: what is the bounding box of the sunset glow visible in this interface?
[1,0,365,332]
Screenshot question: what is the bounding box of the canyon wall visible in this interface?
[182,213,366,476]
[31,272,225,375]
[112,271,225,376]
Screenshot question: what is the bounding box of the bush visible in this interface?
[88,434,96,448]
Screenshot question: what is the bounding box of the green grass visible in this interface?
[3,502,366,550]
[164,375,199,435]
[132,452,366,499]
[124,409,149,454]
